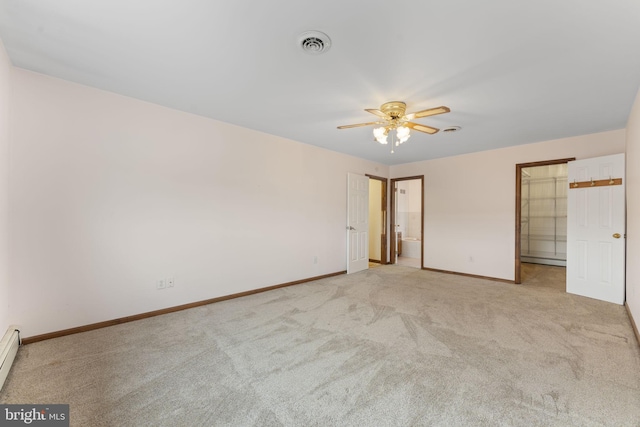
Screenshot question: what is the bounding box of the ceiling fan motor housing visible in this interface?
[380,101,407,119]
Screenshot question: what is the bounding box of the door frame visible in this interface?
[390,176,424,267]
[366,174,388,264]
[515,157,575,284]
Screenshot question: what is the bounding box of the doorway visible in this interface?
[515,158,574,284]
[390,176,424,268]
[367,175,387,266]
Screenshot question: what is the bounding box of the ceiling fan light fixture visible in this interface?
[396,126,411,144]
[373,127,388,144]
[338,101,451,153]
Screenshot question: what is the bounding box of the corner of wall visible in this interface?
[625,84,640,335]
[0,37,12,334]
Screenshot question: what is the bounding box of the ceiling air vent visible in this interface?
[298,31,331,55]
[442,126,461,133]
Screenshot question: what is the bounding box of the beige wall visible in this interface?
[8,69,389,337]
[626,87,640,328]
[0,39,11,333]
[390,130,626,278]
[3,61,638,338]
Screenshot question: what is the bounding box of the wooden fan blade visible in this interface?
[405,106,450,120]
[405,122,439,134]
[365,109,390,119]
[337,121,384,129]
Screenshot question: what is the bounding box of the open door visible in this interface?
[367,175,387,265]
[347,173,369,274]
[566,154,625,304]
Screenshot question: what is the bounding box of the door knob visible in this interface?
[613,233,621,239]
[347,226,356,231]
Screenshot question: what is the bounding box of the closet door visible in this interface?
[566,154,625,305]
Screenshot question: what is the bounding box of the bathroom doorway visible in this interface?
[390,176,424,268]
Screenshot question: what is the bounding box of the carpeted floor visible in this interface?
[396,256,421,268]
[521,262,567,291]
[1,265,639,426]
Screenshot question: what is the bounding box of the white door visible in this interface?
[567,154,625,304]
[347,173,369,274]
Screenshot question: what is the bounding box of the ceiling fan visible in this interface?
[337,101,450,152]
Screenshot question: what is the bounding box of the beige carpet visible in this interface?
[1,265,639,426]
[521,262,567,291]
[397,256,421,268]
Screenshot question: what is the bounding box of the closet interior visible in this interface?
[520,163,568,267]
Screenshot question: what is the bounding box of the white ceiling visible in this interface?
[1,0,639,165]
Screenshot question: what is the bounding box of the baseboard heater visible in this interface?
[0,326,20,391]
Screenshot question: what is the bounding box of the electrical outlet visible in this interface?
[167,278,175,288]
[313,256,318,264]
[157,280,166,290]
